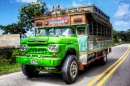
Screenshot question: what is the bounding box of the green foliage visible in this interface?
[0,22,25,35]
[112,28,130,45]
[0,63,21,75]
[0,55,21,75]
[0,48,20,64]
[18,1,47,30]
[113,43,120,46]
[11,49,20,63]
[112,28,119,43]
[118,30,130,43]
[0,48,13,60]
[0,55,8,64]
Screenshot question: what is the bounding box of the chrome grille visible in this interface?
[28,48,48,54]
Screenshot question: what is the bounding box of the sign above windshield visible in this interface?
[44,16,70,27]
[34,15,87,28]
[34,16,70,28]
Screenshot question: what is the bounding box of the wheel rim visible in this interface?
[70,61,78,79]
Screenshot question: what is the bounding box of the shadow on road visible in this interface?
[26,57,118,85]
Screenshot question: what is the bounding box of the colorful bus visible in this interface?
[16,4,112,84]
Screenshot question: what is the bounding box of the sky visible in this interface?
[0,0,130,34]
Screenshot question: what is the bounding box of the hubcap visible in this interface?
[70,61,78,78]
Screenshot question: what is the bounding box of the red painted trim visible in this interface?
[81,56,103,66]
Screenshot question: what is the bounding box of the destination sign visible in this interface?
[44,16,70,27]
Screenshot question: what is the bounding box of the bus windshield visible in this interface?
[36,27,75,37]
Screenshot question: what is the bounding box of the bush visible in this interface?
[0,48,20,64]
[0,55,8,64]
[11,49,20,63]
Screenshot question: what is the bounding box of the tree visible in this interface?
[112,28,119,43]
[0,0,47,36]
[18,0,47,31]
[0,22,26,35]
[0,25,5,30]
[118,30,130,43]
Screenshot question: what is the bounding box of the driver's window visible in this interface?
[49,28,55,35]
[77,27,85,35]
[40,30,46,36]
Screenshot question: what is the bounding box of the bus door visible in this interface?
[76,25,89,64]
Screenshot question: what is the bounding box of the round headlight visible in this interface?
[20,45,28,51]
[48,45,59,52]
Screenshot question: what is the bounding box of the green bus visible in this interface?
[16,4,112,84]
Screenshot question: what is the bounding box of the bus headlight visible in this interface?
[20,45,28,51]
[48,45,59,52]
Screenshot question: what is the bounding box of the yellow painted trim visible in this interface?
[80,52,88,54]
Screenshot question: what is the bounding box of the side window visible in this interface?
[77,27,85,35]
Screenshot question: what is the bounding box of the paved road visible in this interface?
[0,44,130,86]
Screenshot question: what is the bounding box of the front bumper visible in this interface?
[16,56,61,67]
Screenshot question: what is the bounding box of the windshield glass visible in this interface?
[36,28,75,36]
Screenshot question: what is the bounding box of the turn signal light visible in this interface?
[52,53,56,56]
[22,52,26,55]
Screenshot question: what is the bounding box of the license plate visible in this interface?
[30,60,38,64]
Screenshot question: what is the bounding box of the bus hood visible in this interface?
[21,36,49,44]
[21,36,77,44]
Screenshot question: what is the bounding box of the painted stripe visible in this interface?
[80,52,88,54]
[96,48,130,86]
[87,47,130,86]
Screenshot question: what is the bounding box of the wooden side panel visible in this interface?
[71,14,88,25]
[34,20,44,28]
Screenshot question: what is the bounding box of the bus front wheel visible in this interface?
[62,55,79,84]
[22,64,39,78]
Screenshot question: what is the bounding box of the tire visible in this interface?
[100,50,107,65]
[62,55,79,84]
[22,64,39,78]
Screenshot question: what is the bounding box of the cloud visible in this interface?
[15,0,37,3]
[114,0,130,4]
[72,1,81,6]
[47,4,53,10]
[114,20,129,26]
[114,2,130,27]
[114,0,122,4]
[114,3,130,19]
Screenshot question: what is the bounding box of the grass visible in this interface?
[113,43,120,46]
[0,63,21,75]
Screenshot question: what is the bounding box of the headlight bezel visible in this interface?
[48,44,59,52]
[20,44,28,51]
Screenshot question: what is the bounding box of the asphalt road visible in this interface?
[0,44,130,86]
